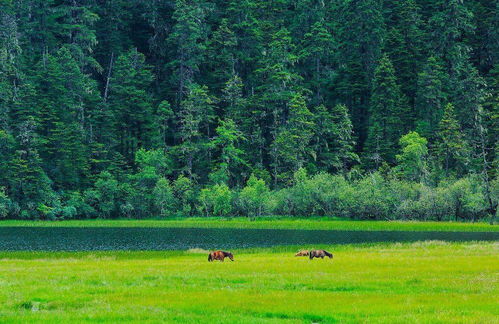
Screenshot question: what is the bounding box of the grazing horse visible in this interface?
[309,249,333,260]
[208,250,234,262]
[295,250,309,257]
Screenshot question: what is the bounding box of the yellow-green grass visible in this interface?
[0,242,497,323]
[1,218,497,232]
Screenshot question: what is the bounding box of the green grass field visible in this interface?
[0,242,497,323]
[1,217,497,232]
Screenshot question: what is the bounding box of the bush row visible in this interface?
[1,169,496,222]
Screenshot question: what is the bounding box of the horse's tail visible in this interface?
[208,254,212,262]
[309,251,314,260]
[324,250,333,258]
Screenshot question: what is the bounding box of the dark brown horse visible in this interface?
[208,250,234,262]
[309,249,333,260]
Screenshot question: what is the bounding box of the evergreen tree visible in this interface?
[313,104,358,173]
[460,65,496,217]
[222,74,246,125]
[14,0,61,60]
[364,55,408,167]
[415,57,447,140]
[428,0,474,73]
[108,48,154,164]
[206,19,238,94]
[0,130,15,189]
[336,0,385,81]
[467,0,497,74]
[427,0,476,123]
[176,83,215,180]
[271,93,314,185]
[435,103,469,176]
[330,103,359,172]
[93,0,135,69]
[211,119,247,186]
[57,0,100,71]
[255,28,302,173]
[334,0,385,145]
[167,0,210,105]
[256,27,302,132]
[156,100,174,150]
[222,74,264,171]
[299,19,335,106]
[452,62,487,133]
[10,119,53,217]
[35,47,97,189]
[485,64,499,155]
[384,0,424,108]
[0,0,21,131]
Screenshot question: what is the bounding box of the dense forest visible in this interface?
[0,0,497,221]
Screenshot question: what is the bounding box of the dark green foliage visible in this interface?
[35,46,98,189]
[415,57,447,139]
[271,93,314,185]
[435,104,469,177]
[299,19,335,106]
[10,120,53,218]
[384,0,424,103]
[211,119,247,186]
[167,0,210,104]
[176,83,215,180]
[364,55,408,167]
[108,48,155,164]
[0,0,496,220]
[312,104,358,173]
[334,0,385,145]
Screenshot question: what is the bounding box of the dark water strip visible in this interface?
[0,227,497,251]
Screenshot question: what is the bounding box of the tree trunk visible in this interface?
[103,52,114,102]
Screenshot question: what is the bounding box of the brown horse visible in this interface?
[309,249,333,260]
[208,250,234,262]
[295,250,309,257]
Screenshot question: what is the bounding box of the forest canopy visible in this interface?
[0,0,497,221]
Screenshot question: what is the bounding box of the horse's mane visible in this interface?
[221,251,232,256]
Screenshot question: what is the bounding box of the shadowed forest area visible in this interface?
[0,0,497,221]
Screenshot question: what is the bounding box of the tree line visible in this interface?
[0,0,497,221]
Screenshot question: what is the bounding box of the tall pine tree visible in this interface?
[435,103,469,176]
[312,104,358,173]
[176,83,215,180]
[271,93,314,185]
[415,57,447,140]
[364,55,408,167]
[107,48,155,164]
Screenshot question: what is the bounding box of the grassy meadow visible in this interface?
[0,241,497,323]
[0,218,497,232]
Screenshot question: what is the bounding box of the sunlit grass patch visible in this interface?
[0,242,497,323]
